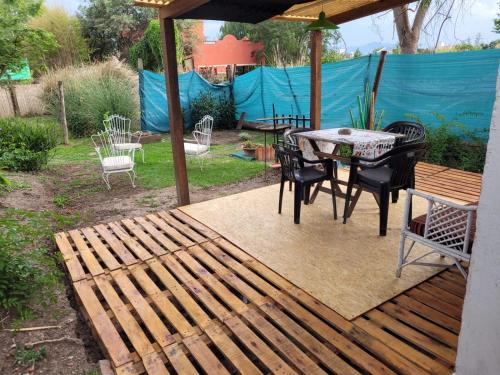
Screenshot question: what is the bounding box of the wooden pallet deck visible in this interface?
[56,206,467,374]
[415,163,482,203]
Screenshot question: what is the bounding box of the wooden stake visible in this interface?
[310,30,322,130]
[160,17,190,206]
[367,50,387,129]
[58,81,69,145]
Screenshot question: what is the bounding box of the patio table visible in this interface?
[296,128,402,217]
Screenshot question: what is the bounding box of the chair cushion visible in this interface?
[102,156,134,171]
[294,166,326,183]
[113,143,142,150]
[409,202,478,253]
[184,143,208,155]
[357,166,392,185]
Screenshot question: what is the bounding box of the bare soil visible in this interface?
[0,149,279,374]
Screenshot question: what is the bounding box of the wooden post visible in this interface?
[159,17,190,206]
[367,50,387,129]
[137,58,144,71]
[58,81,69,145]
[310,30,322,130]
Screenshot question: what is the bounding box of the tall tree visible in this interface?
[78,0,156,60]
[0,0,57,78]
[495,2,500,34]
[29,6,89,74]
[219,21,340,67]
[393,2,430,54]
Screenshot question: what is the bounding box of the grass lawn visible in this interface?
[51,134,265,189]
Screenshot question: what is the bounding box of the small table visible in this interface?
[296,128,402,217]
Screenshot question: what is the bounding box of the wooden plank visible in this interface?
[148,260,212,329]
[111,269,175,348]
[430,276,466,298]
[134,216,180,252]
[171,209,219,239]
[108,221,153,261]
[121,218,167,257]
[366,309,456,364]
[183,334,229,375]
[81,227,121,270]
[379,302,458,348]
[310,30,321,130]
[146,213,195,247]
[158,211,207,243]
[94,224,138,265]
[416,283,464,308]
[130,265,195,338]
[142,351,170,375]
[355,317,451,375]
[203,322,262,375]
[394,294,461,334]
[54,232,86,281]
[406,288,463,320]
[94,275,154,357]
[68,230,105,277]
[74,280,132,367]
[163,343,198,375]
[224,316,297,374]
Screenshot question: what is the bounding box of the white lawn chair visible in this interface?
[396,189,477,279]
[184,115,213,170]
[103,115,145,163]
[91,131,136,190]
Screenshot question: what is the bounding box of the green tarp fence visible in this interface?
[140,49,500,137]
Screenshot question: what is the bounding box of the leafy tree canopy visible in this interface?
[0,0,58,79]
[219,21,341,67]
[78,0,156,60]
[495,2,500,34]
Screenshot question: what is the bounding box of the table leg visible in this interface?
[264,131,267,179]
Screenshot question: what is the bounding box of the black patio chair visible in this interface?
[383,121,426,146]
[382,121,426,203]
[274,143,337,224]
[281,127,312,191]
[343,142,426,236]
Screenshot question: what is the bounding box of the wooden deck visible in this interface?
[55,164,480,374]
[415,162,482,203]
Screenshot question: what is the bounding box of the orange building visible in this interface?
[189,22,264,75]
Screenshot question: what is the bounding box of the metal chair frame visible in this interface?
[396,189,477,279]
[103,114,145,163]
[184,115,214,170]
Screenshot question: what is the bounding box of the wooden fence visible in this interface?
[0,84,45,118]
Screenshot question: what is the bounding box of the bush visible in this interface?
[41,58,139,137]
[0,117,60,172]
[406,113,487,173]
[190,91,235,130]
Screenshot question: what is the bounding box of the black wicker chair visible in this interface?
[274,143,337,224]
[343,142,426,236]
[383,121,426,146]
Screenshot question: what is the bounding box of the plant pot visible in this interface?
[242,147,257,157]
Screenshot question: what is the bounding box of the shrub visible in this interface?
[405,113,487,173]
[0,117,60,172]
[190,91,235,130]
[41,58,139,137]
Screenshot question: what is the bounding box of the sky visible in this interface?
[48,0,498,51]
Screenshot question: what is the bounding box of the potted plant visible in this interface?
[242,140,259,157]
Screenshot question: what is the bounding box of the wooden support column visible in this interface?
[159,17,190,206]
[310,30,322,130]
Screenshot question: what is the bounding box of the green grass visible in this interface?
[14,346,47,366]
[51,135,265,189]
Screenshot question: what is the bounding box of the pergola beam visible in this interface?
[310,30,322,130]
[159,0,209,19]
[327,0,416,24]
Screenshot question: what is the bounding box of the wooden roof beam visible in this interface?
[328,0,416,24]
[159,0,210,19]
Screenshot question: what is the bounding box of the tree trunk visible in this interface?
[393,2,430,54]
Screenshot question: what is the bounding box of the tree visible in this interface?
[78,0,156,60]
[495,3,500,34]
[219,21,341,67]
[29,6,89,74]
[129,19,197,71]
[0,0,57,79]
[353,48,362,58]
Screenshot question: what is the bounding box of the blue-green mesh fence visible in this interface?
[140,49,499,136]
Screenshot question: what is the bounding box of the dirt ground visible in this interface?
[0,142,280,374]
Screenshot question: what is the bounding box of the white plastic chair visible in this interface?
[184,115,213,169]
[396,189,477,279]
[91,131,136,190]
[103,115,145,163]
